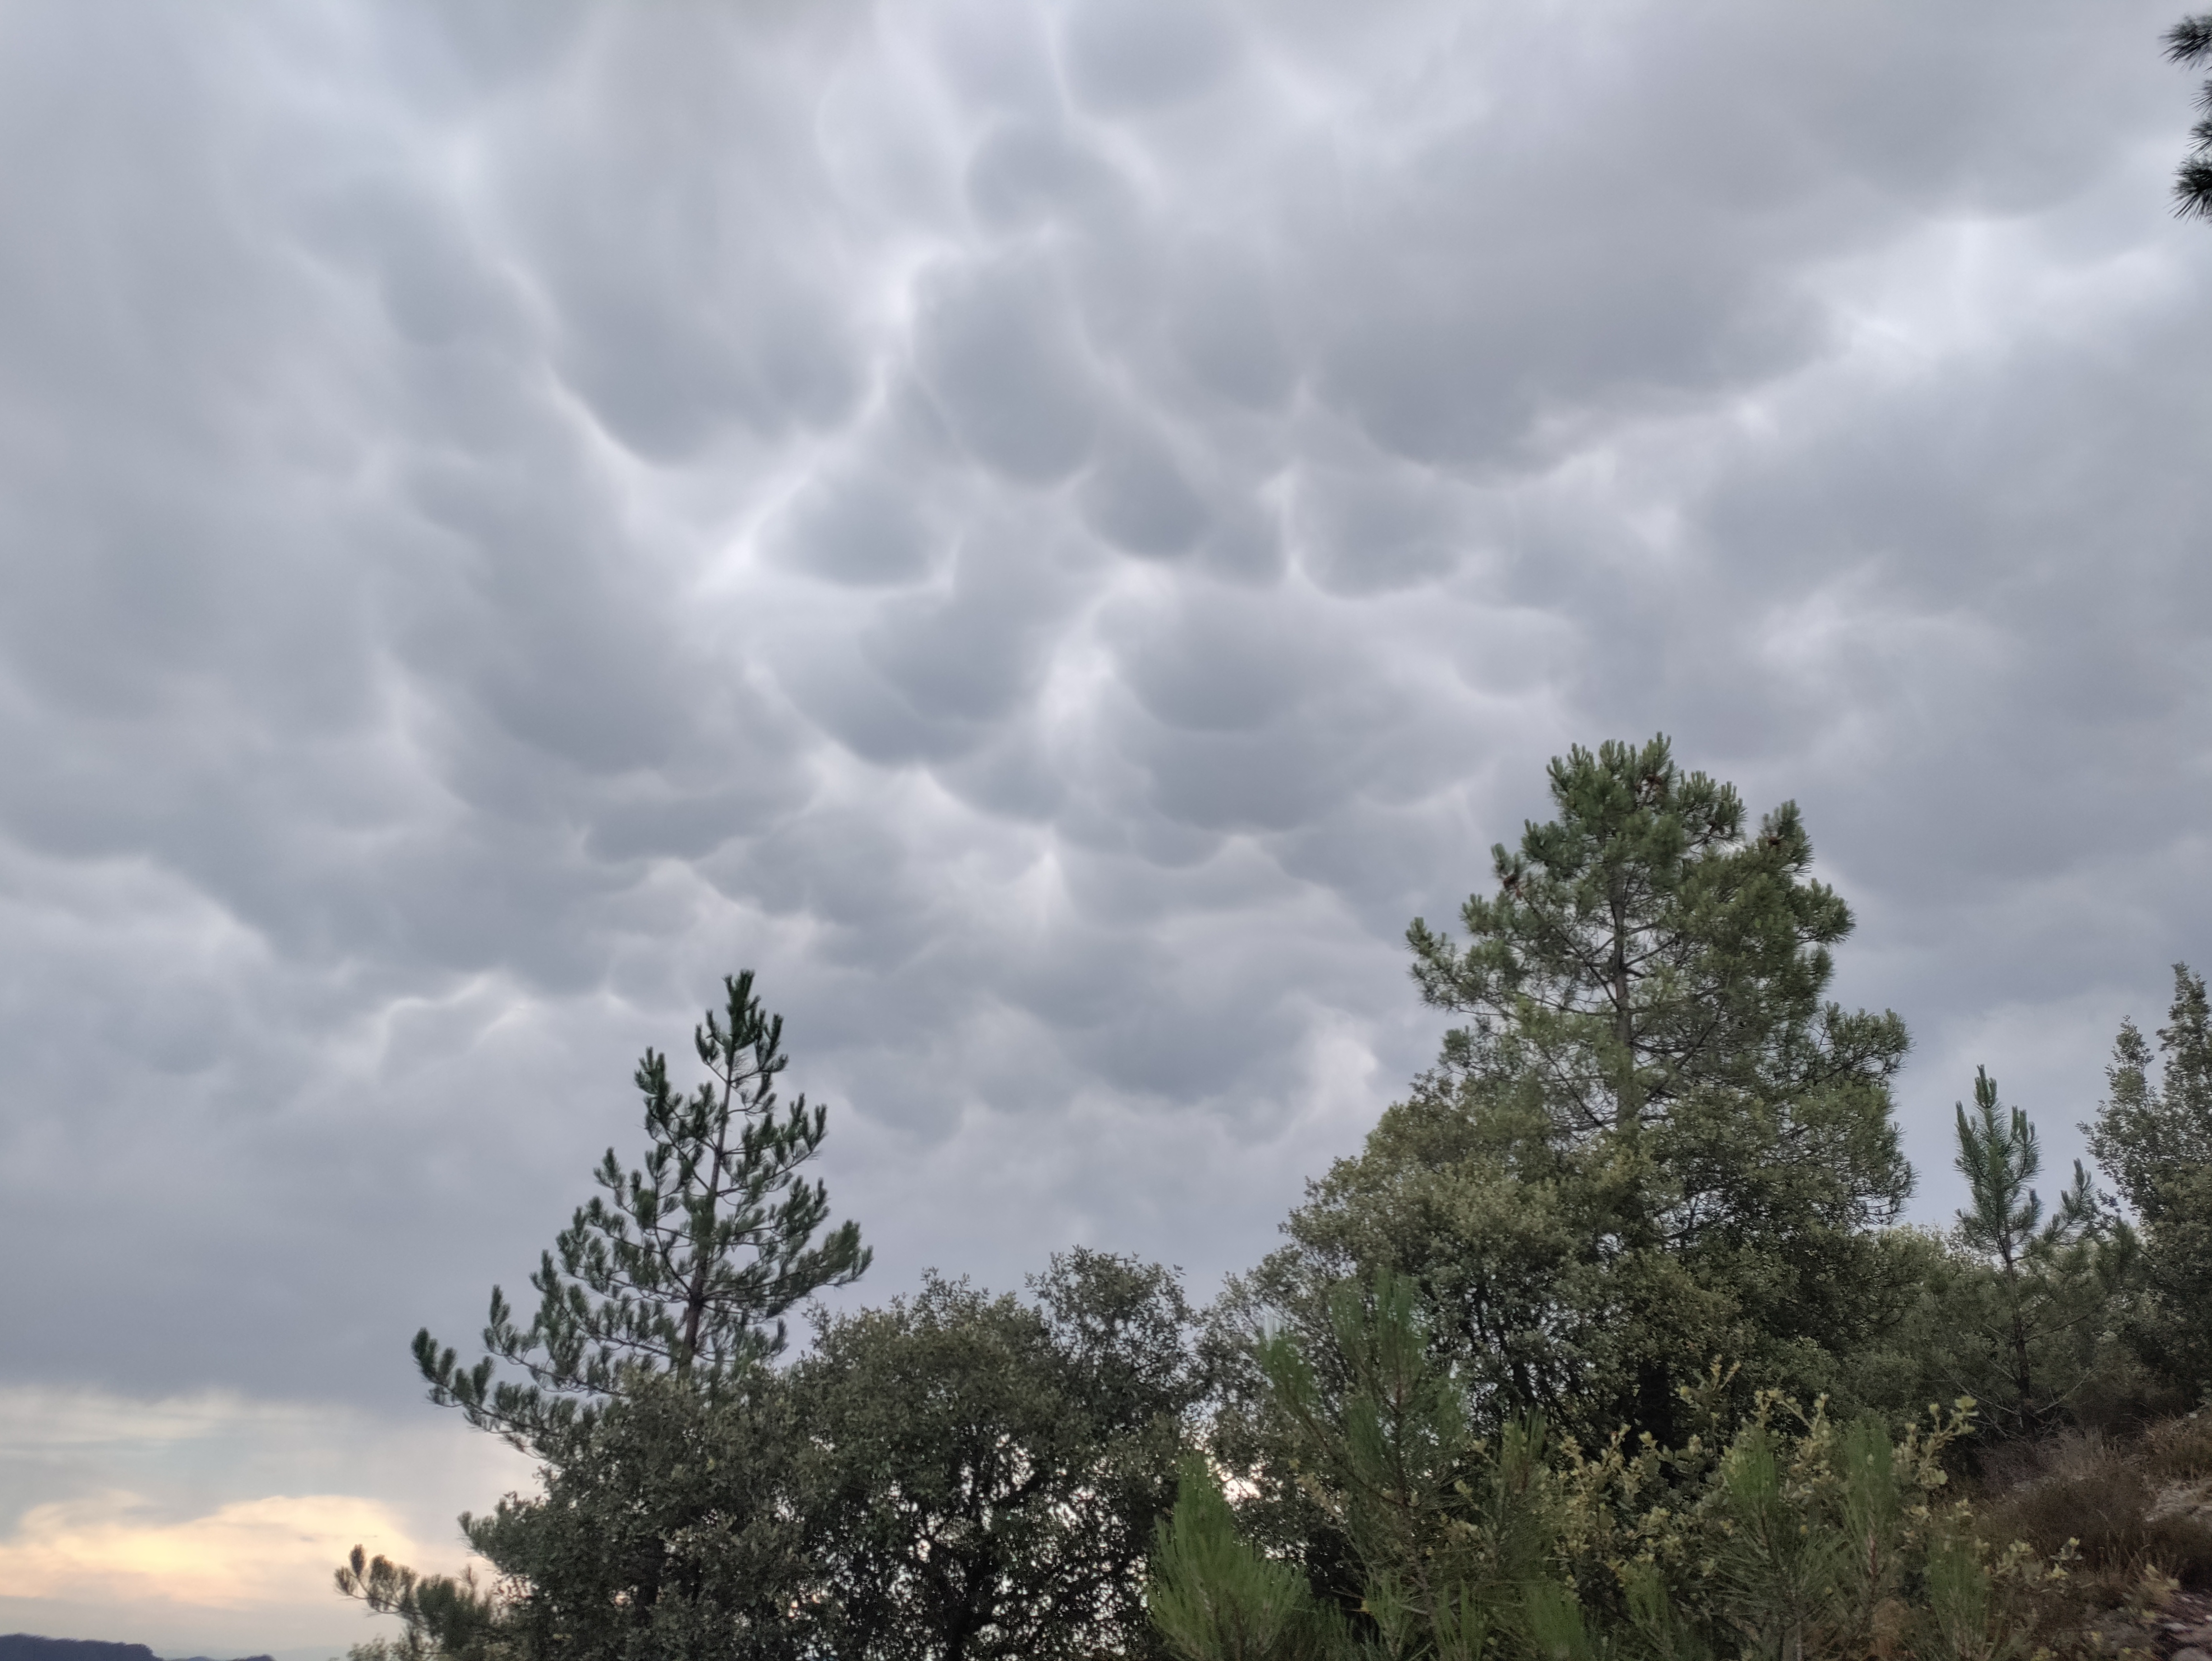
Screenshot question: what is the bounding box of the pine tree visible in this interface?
[2168,13,2212,219]
[1405,737,1906,1152]
[1949,1067,2100,1433]
[414,970,870,1445]
[2088,965,2212,1219]
[2088,963,2212,1393]
[1149,1459,1344,1661]
[1249,737,1915,1447]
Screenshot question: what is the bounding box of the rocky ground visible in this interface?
[2088,1588,2212,1660]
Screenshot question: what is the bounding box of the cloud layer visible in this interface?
[0,1387,525,1653]
[2,0,2211,1639]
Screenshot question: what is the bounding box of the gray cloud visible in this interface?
[0,0,2208,1473]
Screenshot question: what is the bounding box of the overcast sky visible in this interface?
[2,0,2209,1651]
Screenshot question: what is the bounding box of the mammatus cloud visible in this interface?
[1,0,2210,1644]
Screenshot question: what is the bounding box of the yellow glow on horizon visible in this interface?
[0,1491,424,1609]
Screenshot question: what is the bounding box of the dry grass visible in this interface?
[2144,1410,2212,1483]
[1977,1427,2212,1603]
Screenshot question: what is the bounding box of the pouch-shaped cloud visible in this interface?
[0,0,2209,1522]
[916,256,1102,482]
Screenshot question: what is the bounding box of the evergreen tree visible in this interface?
[2088,963,2212,1394]
[1405,736,1905,1156]
[1149,1458,1344,1661]
[2168,13,2212,218]
[1166,1269,2017,1661]
[414,969,870,1444]
[462,1371,814,1661]
[1240,738,1914,1448]
[1947,1067,2104,1434]
[340,1372,816,1661]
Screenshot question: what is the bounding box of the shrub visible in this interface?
[1977,1430,2212,1600]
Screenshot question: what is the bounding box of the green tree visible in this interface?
[466,1372,813,1661]
[796,1251,1206,1661]
[1165,1270,2019,1661]
[339,1372,816,1661]
[1946,1068,2105,1435]
[1238,737,1914,1449]
[2088,963,2212,1394]
[335,1546,504,1661]
[413,971,870,1446]
[1149,1459,1345,1661]
[344,973,870,1661]
[2168,13,2212,219]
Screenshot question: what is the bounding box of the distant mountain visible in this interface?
[0,1638,272,1661]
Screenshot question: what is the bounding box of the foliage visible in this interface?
[465,1370,815,1661]
[1161,1268,2053,1661]
[342,1351,817,1661]
[344,1253,1202,1661]
[1405,737,1892,1144]
[339,746,2212,1661]
[343,971,868,1661]
[1242,737,1915,1449]
[794,1251,1206,1661]
[1944,1068,2111,1436]
[2169,13,2212,218]
[2088,965,2212,1395]
[413,971,870,1447]
[335,1545,506,1661]
[1150,1459,1346,1661]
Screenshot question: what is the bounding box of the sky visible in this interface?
[1,0,2209,1652]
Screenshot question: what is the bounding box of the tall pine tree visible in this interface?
[1233,738,1914,1446]
[1949,1067,2104,1435]
[415,970,870,1445]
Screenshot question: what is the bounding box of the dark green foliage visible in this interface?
[463,1371,814,1661]
[346,972,869,1660]
[1163,1268,2038,1661]
[414,972,869,1446]
[1405,737,1892,1143]
[1149,1459,1345,1661]
[336,1545,505,1661]
[1954,1068,2094,1273]
[795,1251,1205,1661]
[2168,13,2212,218]
[352,1252,1204,1661]
[2088,965,2212,1395]
[1945,1069,2110,1435]
[1246,738,1914,1448]
[2090,966,2212,1214]
[344,746,2212,1661]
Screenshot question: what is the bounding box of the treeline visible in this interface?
[341,740,2212,1661]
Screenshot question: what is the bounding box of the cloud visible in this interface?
[0,1387,527,1652]
[0,1492,417,1609]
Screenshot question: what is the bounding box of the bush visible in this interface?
[1977,1429,2212,1601]
[1161,1271,2063,1661]
[2144,1409,2212,1482]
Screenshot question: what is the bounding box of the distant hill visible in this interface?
[0,1638,272,1661]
